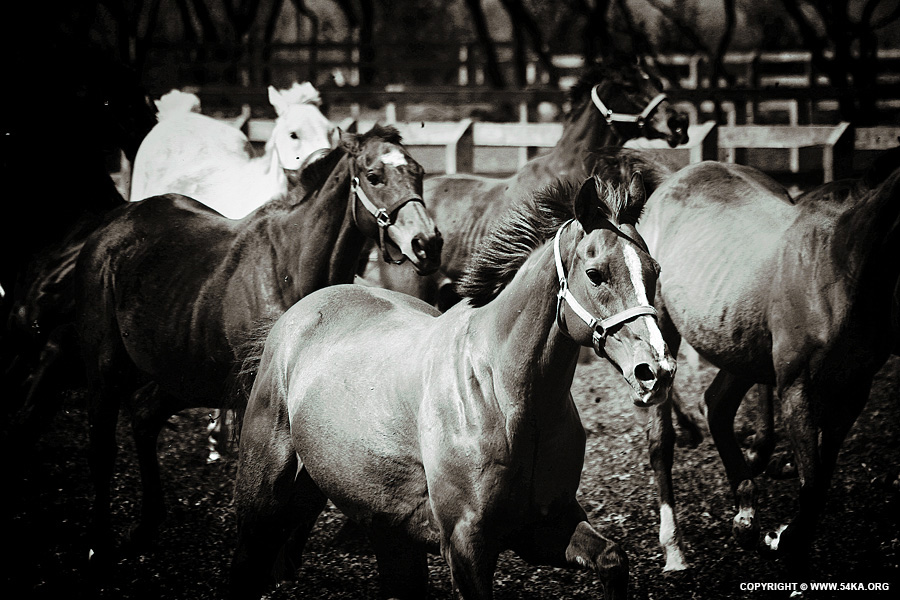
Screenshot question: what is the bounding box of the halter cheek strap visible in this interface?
[591,85,668,129]
[553,219,658,351]
[351,176,422,265]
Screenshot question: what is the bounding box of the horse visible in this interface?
[74,125,443,562]
[714,144,900,485]
[130,82,334,217]
[1,44,155,431]
[360,56,690,310]
[635,159,900,581]
[230,173,675,600]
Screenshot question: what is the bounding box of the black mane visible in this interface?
[456,175,640,307]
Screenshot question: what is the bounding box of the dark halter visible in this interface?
[553,219,658,354]
[349,170,425,265]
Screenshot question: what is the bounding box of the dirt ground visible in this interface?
[5,348,899,600]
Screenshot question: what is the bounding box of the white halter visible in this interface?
[553,219,658,351]
[591,85,668,128]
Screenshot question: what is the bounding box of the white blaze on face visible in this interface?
[623,244,667,358]
[381,149,407,167]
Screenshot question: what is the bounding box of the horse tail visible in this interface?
[227,314,280,439]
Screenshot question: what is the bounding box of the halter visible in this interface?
[553,219,658,352]
[350,174,423,265]
[591,85,668,129]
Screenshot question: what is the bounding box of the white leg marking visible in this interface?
[659,503,687,571]
[764,524,789,552]
[623,245,668,358]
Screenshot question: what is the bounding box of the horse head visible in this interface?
[575,56,689,148]
[560,173,675,406]
[267,82,336,171]
[341,125,443,275]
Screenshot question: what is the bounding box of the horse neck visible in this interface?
[832,174,900,316]
[550,101,619,166]
[251,156,365,306]
[468,241,581,419]
[258,137,289,184]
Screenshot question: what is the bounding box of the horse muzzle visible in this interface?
[387,199,443,275]
[626,355,676,408]
[665,113,690,148]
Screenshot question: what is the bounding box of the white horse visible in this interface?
[130,82,334,219]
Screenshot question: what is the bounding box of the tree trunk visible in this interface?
[463,0,506,88]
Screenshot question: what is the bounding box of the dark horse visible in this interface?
[361,57,690,310]
[636,158,900,580]
[1,43,156,427]
[74,125,442,560]
[231,174,675,599]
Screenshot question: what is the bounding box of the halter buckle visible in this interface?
[375,208,392,229]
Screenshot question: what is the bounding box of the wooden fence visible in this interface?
[236,114,893,183]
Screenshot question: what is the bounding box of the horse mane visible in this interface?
[356,123,403,147]
[585,147,676,203]
[278,81,323,106]
[154,89,201,119]
[457,175,641,307]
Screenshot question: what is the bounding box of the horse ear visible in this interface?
[574,176,602,227]
[338,128,360,154]
[268,85,286,116]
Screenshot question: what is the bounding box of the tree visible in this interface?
[780,0,900,123]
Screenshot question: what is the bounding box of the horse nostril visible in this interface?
[412,237,427,260]
[634,363,656,388]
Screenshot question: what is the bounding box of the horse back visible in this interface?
[641,162,798,379]
[75,195,239,395]
[130,112,256,202]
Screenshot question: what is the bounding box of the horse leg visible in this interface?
[6,325,74,451]
[704,370,757,549]
[646,398,688,571]
[442,528,499,600]
[511,502,628,600]
[761,378,870,578]
[231,397,309,600]
[640,301,688,571]
[272,466,328,583]
[85,366,134,562]
[370,528,428,600]
[206,408,232,463]
[125,383,182,552]
[746,384,777,477]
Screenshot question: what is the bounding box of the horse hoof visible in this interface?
[758,524,789,558]
[765,453,798,479]
[732,510,759,550]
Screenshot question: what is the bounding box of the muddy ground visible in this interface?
[6,349,899,599]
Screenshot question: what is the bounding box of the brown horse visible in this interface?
[637,159,900,581]
[74,125,442,562]
[361,57,690,310]
[230,174,675,600]
[719,145,900,485]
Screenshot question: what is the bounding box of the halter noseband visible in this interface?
[591,85,668,129]
[553,219,658,352]
[350,174,424,265]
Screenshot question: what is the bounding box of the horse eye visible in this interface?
[366,172,381,185]
[586,269,604,285]
[289,132,299,140]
